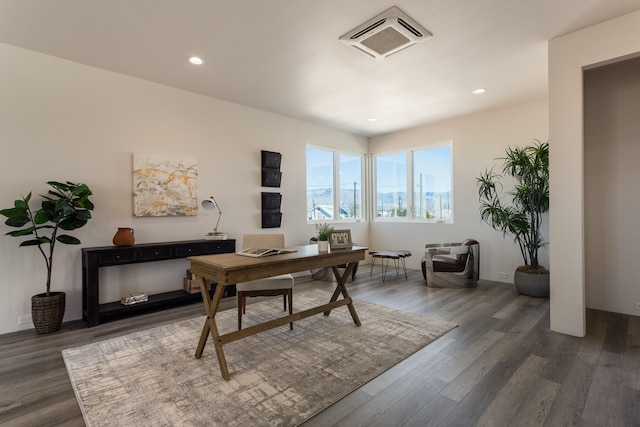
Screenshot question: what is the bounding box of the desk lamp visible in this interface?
[201,195,227,240]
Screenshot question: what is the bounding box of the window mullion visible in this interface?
[408,151,415,220]
[333,150,340,221]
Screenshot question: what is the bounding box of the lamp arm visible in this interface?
[214,210,222,233]
[209,195,223,233]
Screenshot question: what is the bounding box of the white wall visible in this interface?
[0,42,368,334]
[549,9,640,337]
[368,100,549,280]
[584,57,640,316]
[12,25,624,339]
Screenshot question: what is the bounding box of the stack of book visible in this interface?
[183,269,210,294]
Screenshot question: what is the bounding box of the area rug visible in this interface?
[62,289,456,426]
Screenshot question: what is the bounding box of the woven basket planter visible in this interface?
[31,292,66,334]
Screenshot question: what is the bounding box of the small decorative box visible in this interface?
[120,293,149,306]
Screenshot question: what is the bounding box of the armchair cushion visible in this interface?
[432,253,469,273]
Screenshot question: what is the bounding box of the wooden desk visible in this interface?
[188,244,367,380]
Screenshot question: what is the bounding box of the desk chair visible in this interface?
[237,234,294,330]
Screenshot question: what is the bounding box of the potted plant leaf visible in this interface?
[476,140,550,297]
[315,222,333,252]
[1,181,95,333]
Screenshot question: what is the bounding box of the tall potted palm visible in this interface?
[476,140,550,297]
[1,181,94,333]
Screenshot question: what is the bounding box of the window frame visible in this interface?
[372,141,453,223]
[306,145,365,224]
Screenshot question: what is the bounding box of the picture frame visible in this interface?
[329,229,352,250]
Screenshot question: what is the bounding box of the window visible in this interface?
[374,143,452,222]
[375,152,408,218]
[307,147,363,221]
[339,153,362,219]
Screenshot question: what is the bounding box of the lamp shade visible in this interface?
[201,198,217,211]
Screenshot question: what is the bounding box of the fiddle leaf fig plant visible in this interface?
[476,140,549,273]
[0,181,95,296]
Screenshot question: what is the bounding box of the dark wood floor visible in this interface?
[1,267,639,426]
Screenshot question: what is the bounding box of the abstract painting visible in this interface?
[133,153,198,217]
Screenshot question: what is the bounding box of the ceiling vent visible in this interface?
[339,6,432,60]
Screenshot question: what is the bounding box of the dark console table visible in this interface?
[82,239,236,327]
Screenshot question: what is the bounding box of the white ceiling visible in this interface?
[2,0,640,137]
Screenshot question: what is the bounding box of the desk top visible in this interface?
[188,244,367,285]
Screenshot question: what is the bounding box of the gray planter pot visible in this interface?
[514,271,549,297]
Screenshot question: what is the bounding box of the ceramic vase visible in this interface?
[113,227,135,247]
[317,240,329,252]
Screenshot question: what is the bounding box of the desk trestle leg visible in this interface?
[194,278,231,381]
[323,262,361,326]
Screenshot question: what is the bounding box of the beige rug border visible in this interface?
[63,289,457,426]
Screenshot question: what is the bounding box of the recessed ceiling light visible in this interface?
[368,117,378,122]
[472,88,486,95]
[188,56,204,65]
